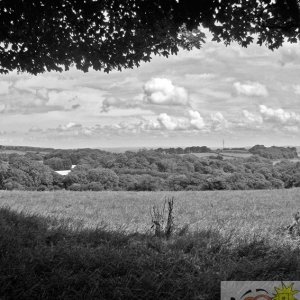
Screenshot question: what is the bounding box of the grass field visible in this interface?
[1,189,300,299]
[190,151,253,160]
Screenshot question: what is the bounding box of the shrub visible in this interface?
[69,183,82,191]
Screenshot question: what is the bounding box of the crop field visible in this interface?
[1,189,300,299]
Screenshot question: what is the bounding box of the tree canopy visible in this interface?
[1,0,299,74]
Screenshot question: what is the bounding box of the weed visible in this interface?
[150,196,175,239]
[287,211,300,236]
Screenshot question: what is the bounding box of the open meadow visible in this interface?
[190,151,253,160]
[1,189,300,299]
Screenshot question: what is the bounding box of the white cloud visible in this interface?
[279,46,300,66]
[44,122,94,137]
[293,85,300,95]
[259,105,300,124]
[233,81,268,97]
[157,113,188,130]
[0,81,11,95]
[143,78,189,106]
[184,73,216,81]
[59,122,81,130]
[242,110,263,124]
[150,110,207,132]
[210,112,230,131]
[284,125,299,133]
[189,110,206,129]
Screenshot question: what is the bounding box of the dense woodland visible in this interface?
[0,145,299,192]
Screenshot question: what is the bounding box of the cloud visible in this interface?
[210,112,230,131]
[259,105,300,125]
[14,76,77,92]
[189,110,206,130]
[284,125,299,133]
[157,113,188,130]
[101,96,142,112]
[0,84,104,114]
[59,122,82,131]
[44,122,94,137]
[279,46,300,66]
[184,73,216,81]
[0,81,11,95]
[152,110,208,131]
[235,110,263,130]
[293,85,300,95]
[242,110,263,124]
[28,126,43,133]
[0,90,53,114]
[233,81,268,97]
[143,78,189,106]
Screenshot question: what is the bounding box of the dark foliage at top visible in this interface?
[1,0,299,74]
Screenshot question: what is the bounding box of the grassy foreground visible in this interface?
[1,189,300,299]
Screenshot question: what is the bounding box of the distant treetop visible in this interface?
[1,0,300,74]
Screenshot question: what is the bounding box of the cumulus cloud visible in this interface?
[234,110,264,130]
[149,110,207,131]
[0,81,11,95]
[210,112,230,131]
[157,113,188,130]
[259,105,300,125]
[235,106,300,133]
[233,81,268,97]
[143,78,189,106]
[242,110,263,124]
[27,108,232,142]
[189,110,206,130]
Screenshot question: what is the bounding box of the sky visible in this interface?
[1,33,300,149]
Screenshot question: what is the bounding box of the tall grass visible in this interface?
[1,189,300,299]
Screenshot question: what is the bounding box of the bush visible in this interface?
[87,168,119,190]
[85,182,104,191]
[68,183,82,191]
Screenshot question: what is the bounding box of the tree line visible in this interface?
[0,146,300,191]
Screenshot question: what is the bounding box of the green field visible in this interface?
[190,151,253,160]
[1,189,300,299]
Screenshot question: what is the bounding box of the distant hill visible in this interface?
[0,145,54,153]
[99,147,151,153]
[249,145,298,159]
[155,146,212,155]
